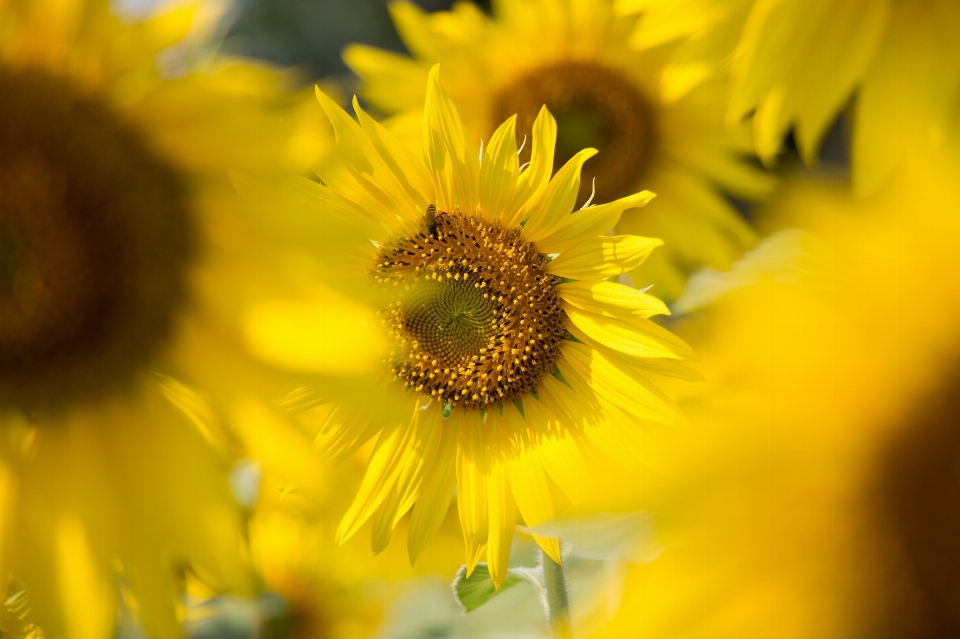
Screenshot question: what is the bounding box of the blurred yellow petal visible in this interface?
[56,518,112,639]
[853,0,960,196]
[315,86,419,222]
[243,297,381,376]
[231,399,326,502]
[343,44,428,114]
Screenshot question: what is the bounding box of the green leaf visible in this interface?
[451,563,523,612]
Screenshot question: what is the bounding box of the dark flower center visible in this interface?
[493,60,656,205]
[0,69,196,409]
[376,208,567,410]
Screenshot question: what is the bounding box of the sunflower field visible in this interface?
[2,0,960,637]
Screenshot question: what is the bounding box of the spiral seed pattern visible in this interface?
[377,208,567,409]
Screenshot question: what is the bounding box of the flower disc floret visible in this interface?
[377,207,567,409]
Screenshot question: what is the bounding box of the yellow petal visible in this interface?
[567,308,695,360]
[522,148,598,242]
[559,280,670,318]
[231,398,326,500]
[369,405,443,554]
[504,106,556,228]
[231,172,379,263]
[560,341,686,426]
[627,356,705,382]
[548,235,663,279]
[524,401,591,504]
[389,0,442,60]
[423,64,479,212]
[311,407,383,464]
[336,401,422,545]
[408,417,459,564]
[353,96,434,213]
[126,556,182,639]
[57,517,113,639]
[504,419,561,564]
[535,190,656,255]
[584,408,668,473]
[853,0,960,196]
[457,411,489,575]
[536,373,596,431]
[370,483,401,554]
[343,44,428,114]
[242,296,381,377]
[486,414,517,589]
[393,406,446,528]
[315,86,419,220]
[480,115,520,220]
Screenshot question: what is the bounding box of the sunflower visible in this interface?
[618,0,960,196]
[0,1,321,636]
[590,143,960,638]
[343,0,774,302]
[241,65,697,590]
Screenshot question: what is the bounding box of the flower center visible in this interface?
[493,60,655,204]
[0,69,195,409]
[377,208,567,410]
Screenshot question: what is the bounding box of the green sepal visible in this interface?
[451,564,523,612]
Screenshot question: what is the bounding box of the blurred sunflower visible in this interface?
[591,143,960,638]
[240,65,697,588]
[344,0,774,301]
[618,0,960,195]
[0,1,322,636]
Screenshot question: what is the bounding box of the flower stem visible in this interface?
[541,548,572,639]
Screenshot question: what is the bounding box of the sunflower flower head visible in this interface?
[344,0,776,301]
[261,65,697,589]
[0,1,323,635]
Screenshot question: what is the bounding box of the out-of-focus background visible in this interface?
[117,0,490,77]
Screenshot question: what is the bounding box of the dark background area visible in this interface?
[223,0,491,79]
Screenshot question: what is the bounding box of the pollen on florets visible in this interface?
[376,207,567,410]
